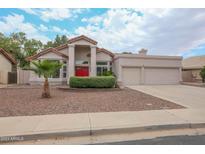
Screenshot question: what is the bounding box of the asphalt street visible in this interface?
[96,135,205,145]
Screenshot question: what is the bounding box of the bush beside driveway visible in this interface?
[0,87,184,117]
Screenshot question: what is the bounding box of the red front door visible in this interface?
[75,67,89,76]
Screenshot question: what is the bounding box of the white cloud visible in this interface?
[81,16,103,25]
[38,24,69,35]
[20,8,88,22]
[81,18,87,22]
[20,8,38,15]
[52,26,62,32]
[39,24,49,31]
[0,14,49,43]
[75,8,205,56]
[39,9,71,22]
[52,26,69,34]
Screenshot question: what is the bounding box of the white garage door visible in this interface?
[122,67,141,85]
[145,68,179,84]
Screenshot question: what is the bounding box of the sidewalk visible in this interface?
[1,108,205,142]
[181,82,205,88]
[0,84,7,88]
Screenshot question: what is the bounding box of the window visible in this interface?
[62,61,67,78]
[52,69,60,78]
[97,66,108,76]
[76,60,88,65]
[109,62,112,72]
[96,61,107,65]
[63,71,67,77]
[96,61,111,76]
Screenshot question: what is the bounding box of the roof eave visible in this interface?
[68,35,97,45]
[0,48,17,64]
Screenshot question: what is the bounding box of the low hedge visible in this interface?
[69,76,116,88]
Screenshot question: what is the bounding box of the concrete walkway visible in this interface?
[1,108,205,141]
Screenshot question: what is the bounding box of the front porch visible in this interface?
[68,44,97,78]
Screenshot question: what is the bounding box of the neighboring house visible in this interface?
[27,35,182,86]
[182,55,205,82]
[0,48,17,84]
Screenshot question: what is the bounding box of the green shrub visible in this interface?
[200,66,205,83]
[69,76,116,88]
[102,71,113,76]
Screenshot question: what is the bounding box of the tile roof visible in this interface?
[26,47,68,61]
[27,35,114,61]
[68,35,97,45]
[97,47,114,57]
[0,48,17,64]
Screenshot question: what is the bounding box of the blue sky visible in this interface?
[0,8,108,39]
[0,8,205,58]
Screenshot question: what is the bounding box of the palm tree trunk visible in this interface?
[42,77,51,98]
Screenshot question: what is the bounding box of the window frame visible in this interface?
[96,61,111,76]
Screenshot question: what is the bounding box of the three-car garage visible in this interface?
[114,52,182,86]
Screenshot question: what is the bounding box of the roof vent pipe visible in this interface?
[138,48,148,55]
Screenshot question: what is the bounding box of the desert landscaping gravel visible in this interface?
[0,87,184,117]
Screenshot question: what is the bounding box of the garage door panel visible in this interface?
[145,68,179,84]
[122,67,141,85]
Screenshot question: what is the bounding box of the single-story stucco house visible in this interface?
[182,55,205,82]
[0,48,17,84]
[27,35,182,86]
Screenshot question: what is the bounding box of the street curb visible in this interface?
[0,130,90,143]
[1,122,205,143]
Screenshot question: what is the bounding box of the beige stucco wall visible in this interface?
[116,57,181,68]
[113,58,120,79]
[75,46,90,63]
[38,52,66,60]
[182,70,193,82]
[96,52,112,61]
[58,48,68,56]
[75,47,113,63]
[0,53,12,84]
[192,69,202,81]
[182,69,202,82]
[70,40,94,46]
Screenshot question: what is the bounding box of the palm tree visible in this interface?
[30,60,63,98]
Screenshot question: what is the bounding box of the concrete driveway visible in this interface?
[128,85,205,109]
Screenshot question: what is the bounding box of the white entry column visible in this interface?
[59,59,63,80]
[68,44,75,79]
[90,45,97,76]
